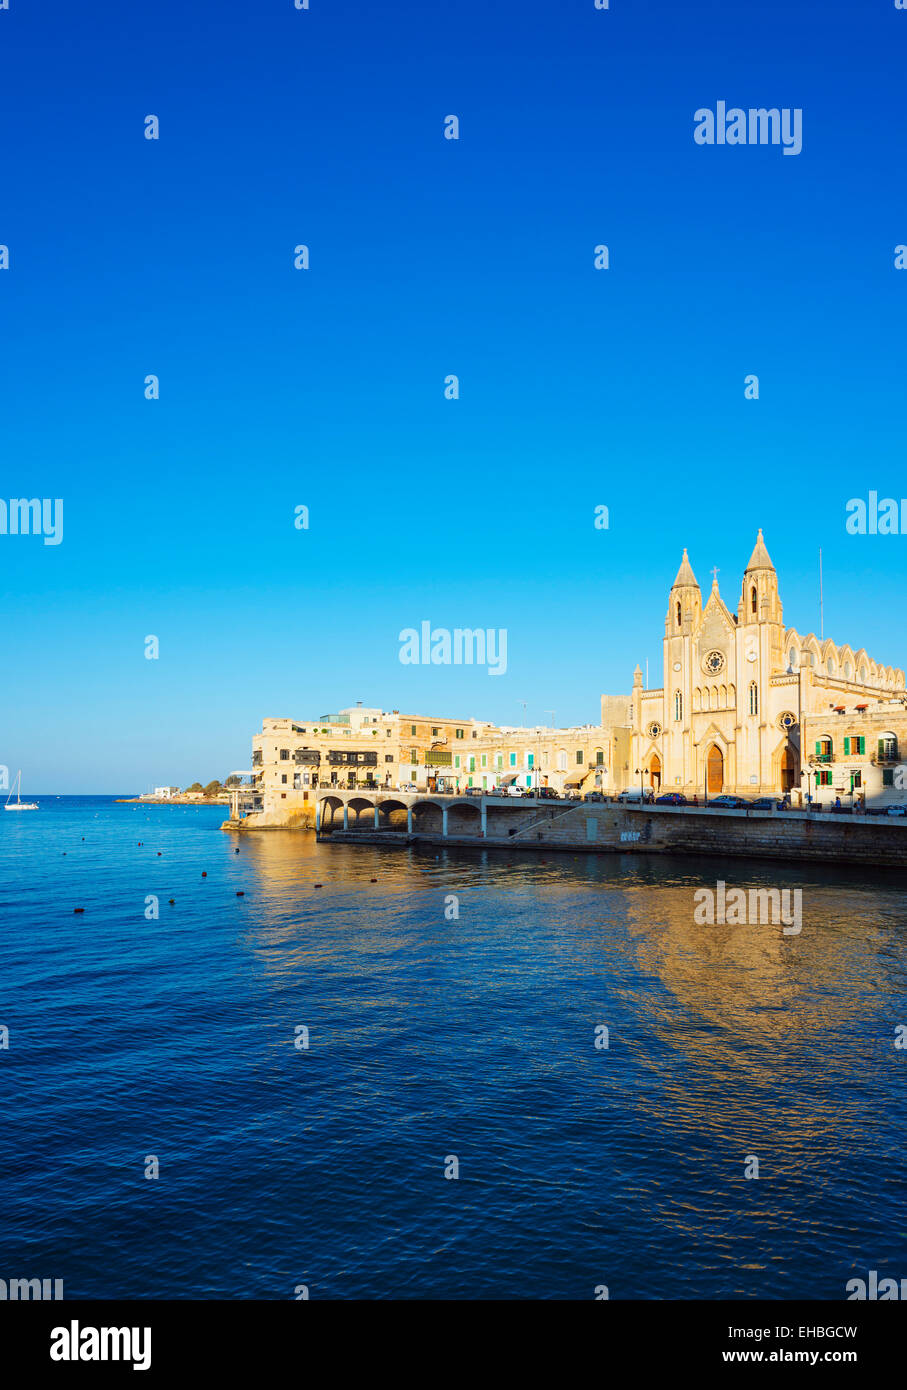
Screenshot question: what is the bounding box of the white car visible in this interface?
[497,785,524,797]
[886,805,907,817]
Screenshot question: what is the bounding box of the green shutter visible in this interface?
[815,741,821,755]
[859,737,865,754]
[844,737,850,755]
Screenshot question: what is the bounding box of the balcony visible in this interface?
[811,752,834,764]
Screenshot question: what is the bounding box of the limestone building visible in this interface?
[625,531,905,799]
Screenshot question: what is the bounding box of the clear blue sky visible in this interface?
[3,0,907,792]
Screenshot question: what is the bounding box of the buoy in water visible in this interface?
[74,907,84,914]
[168,898,175,905]
[201,872,207,877]
[314,883,323,888]
[236,891,244,896]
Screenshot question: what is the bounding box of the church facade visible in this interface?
[624,531,905,799]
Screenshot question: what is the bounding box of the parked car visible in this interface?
[464,786,483,797]
[750,796,784,811]
[399,782,418,792]
[655,792,687,806]
[617,787,655,804]
[707,794,750,809]
[538,786,560,800]
[886,804,907,817]
[498,784,523,798]
[583,791,605,803]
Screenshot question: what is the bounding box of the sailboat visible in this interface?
[4,771,38,811]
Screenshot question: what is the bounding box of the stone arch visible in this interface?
[378,798,409,830]
[411,800,443,833]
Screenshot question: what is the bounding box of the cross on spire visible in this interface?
[710,565,720,586]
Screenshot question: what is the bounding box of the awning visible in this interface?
[855,704,868,710]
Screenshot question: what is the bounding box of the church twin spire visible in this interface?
[667,531,779,634]
[671,531,775,596]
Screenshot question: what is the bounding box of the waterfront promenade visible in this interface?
[223,787,907,870]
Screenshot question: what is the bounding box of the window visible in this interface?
[455,729,464,739]
[676,601,681,627]
[844,736,865,755]
[815,770,832,787]
[879,734,898,761]
[851,771,863,788]
[432,727,439,736]
[557,750,567,771]
[411,725,417,736]
[815,738,833,760]
[673,691,682,721]
[410,748,417,763]
[748,682,758,716]
[280,749,290,760]
[509,752,517,767]
[481,754,487,768]
[281,774,287,784]
[576,749,583,764]
[596,750,604,764]
[883,768,895,786]
[750,585,757,614]
[384,754,393,763]
[454,755,461,769]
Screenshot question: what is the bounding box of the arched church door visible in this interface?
[707,745,724,795]
[780,745,797,793]
[648,754,661,790]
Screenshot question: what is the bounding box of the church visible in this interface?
[625,531,905,798]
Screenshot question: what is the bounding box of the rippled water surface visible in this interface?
[1,798,906,1298]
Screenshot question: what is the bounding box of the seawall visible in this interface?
[321,802,907,870]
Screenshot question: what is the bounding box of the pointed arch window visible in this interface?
[748,681,758,716]
[676,601,681,628]
[673,690,683,721]
[750,585,757,615]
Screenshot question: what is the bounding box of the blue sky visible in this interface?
[2,0,907,791]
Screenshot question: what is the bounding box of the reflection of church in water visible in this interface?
[628,531,905,797]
